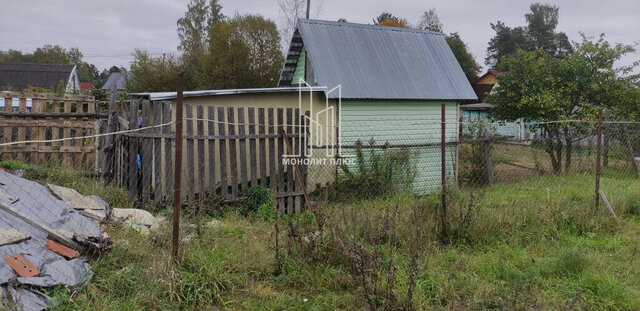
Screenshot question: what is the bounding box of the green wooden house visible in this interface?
[279,19,477,193]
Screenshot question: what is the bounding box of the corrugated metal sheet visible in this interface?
[0,63,74,91]
[295,19,477,100]
[132,86,326,101]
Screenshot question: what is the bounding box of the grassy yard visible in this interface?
[19,160,635,310]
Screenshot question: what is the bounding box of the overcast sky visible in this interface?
[1,0,638,73]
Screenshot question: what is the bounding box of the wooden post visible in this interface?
[595,109,603,209]
[440,104,448,236]
[172,72,184,261]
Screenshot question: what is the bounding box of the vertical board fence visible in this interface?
[0,91,104,171]
[114,100,308,212]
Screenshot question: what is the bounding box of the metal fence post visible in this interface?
[595,109,603,209]
[440,104,448,236]
[172,72,184,260]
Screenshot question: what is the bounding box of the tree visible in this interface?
[374,12,409,28]
[33,45,70,64]
[446,33,480,82]
[485,4,573,68]
[128,50,183,92]
[201,14,283,89]
[177,0,224,89]
[487,34,638,173]
[278,0,324,49]
[485,22,529,68]
[418,8,442,32]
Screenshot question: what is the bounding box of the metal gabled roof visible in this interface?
[287,19,477,101]
[0,63,75,91]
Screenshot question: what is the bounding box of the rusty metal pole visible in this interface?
[172,72,184,260]
[440,104,448,236]
[595,109,603,209]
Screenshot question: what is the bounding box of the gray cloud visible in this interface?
[1,0,637,73]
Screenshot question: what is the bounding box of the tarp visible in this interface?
[0,170,105,310]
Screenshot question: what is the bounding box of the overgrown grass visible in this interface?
[5,160,640,309]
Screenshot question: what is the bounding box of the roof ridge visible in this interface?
[299,19,445,36]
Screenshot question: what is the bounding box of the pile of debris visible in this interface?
[0,169,142,310]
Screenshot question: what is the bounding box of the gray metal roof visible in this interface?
[294,19,477,100]
[102,72,126,90]
[132,86,326,101]
[0,63,75,91]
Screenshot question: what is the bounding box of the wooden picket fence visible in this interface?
[0,91,104,170]
[114,100,308,213]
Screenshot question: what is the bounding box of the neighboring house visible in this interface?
[102,72,126,91]
[0,63,80,92]
[461,69,526,139]
[279,19,477,193]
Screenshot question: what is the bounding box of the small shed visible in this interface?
[279,19,477,193]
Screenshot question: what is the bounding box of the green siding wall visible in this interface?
[292,49,306,85]
[339,100,458,194]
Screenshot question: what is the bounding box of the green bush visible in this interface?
[242,185,273,215]
[326,139,416,201]
[256,203,276,221]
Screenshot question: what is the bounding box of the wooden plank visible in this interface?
[300,111,309,210]
[218,107,228,198]
[0,201,83,251]
[3,98,12,160]
[141,100,152,202]
[286,108,294,213]
[599,190,619,222]
[227,107,238,198]
[267,108,276,193]
[186,104,195,200]
[258,108,266,186]
[237,108,248,193]
[62,101,72,166]
[196,105,205,195]
[153,103,163,202]
[207,107,216,195]
[16,98,27,162]
[163,101,173,199]
[294,107,301,213]
[128,100,139,198]
[0,91,94,102]
[248,108,257,187]
[277,108,285,212]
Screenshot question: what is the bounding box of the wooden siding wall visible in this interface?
[339,100,459,194]
[0,91,102,171]
[115,100,308,213]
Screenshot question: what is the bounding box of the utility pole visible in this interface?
[305,0,310,19]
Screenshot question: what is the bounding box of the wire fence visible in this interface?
[0,90,638,309]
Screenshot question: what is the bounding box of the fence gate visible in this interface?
[114,100,308,213]
[0,91,104,171]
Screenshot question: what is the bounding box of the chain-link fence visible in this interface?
[0,87,638,309]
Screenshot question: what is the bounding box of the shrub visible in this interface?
[326,139,416,201]
[242,185,273,215]
[256,203,275,221]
